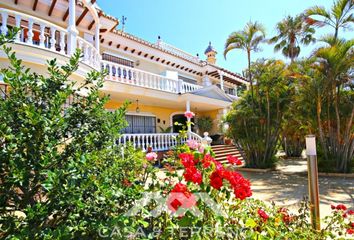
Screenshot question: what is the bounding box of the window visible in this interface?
[102,53,134,68]
[123,115,156,134]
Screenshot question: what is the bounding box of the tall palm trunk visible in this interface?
[247,50,253,99]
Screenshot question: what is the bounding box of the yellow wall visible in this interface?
[105,100,181,132]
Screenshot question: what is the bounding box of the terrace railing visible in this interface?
[102,60,202,94]
[117,131,204,152]
[0,8,100,70]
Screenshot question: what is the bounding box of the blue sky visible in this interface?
[97,0,352,74]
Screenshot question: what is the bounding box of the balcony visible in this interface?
[0,8,100,70]
[102,60,203,94]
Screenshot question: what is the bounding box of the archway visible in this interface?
[171,114,194,133]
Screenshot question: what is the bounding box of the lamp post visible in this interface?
[305,135,320,230]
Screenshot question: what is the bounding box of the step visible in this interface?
[213,148,240,155]
[215,150,241,157]
[211,144,236,149]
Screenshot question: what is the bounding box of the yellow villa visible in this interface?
[0,0,249,157]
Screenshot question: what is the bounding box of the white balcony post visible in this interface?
[59,31,65,54]
[186,100,192,138]
[67,0,78,55]
[95,23,100,53]
[15,14,21,42]
[219,70,224,91]
[39,24,46,48]
[26,18,34,44]
[1,12,8,36]
[49,27,56,51]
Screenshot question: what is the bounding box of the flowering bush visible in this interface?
[130,142,354,240]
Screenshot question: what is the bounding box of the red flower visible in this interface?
[202,154,214,168]
[210,171,224,190]
[183,166,202,185]
[350,222,354,228]
[179,153,195,168]
[331,205,336,210]
[347,228,354,235]
[343,213,348,218]
[347,210,354,215]
[167,183,196,212]
[226,155,242,165]
[258,209,269,221]
[336,204,347,211]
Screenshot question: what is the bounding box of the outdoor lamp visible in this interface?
[305,135,320,231]
[305,135,316,156]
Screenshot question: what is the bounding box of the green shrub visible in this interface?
[196,116,213,134]
[0,31,151,239]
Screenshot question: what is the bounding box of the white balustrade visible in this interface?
[102,60,182,93]
[0,8,100,70]
[77,37,100,70]
[0,8,68,54]
[117,133,188,151]
[102,60,203,94]
[181,82,203,93]
[188,131,203,143]
[158,41,200,64]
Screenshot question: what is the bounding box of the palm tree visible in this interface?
[304,0,354,39]
[313,36,354,172]
[224,21,266,98]
[269,15,316,63]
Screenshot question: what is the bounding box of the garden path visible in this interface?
[245,158,354,217]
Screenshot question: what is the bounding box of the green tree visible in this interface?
[0,30,148,238]
[224,21,266,98]
[313,36,354,172]
[269,15,316,63]
[225,60,293,168]
[304,0,354,39]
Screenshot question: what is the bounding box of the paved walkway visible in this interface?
[242,158,354,217]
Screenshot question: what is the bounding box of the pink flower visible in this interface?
[258,209,269,221]
[187,139,199,150]
[184,111,195,119]
[146,152,158,161]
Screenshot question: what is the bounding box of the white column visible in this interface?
[15,15,21,42]
[1,12,8,36]
[219,71,224,91]
[95,23,100,53]
[186,100,192,137]
[39,24,46,48]
[26,19,34,44]
[202,75,211,87]
[67,0,78,55]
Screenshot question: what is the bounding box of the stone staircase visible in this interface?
[211,144,244,164]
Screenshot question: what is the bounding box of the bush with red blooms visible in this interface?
[141,143,353,239]
[173,144,252,208]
